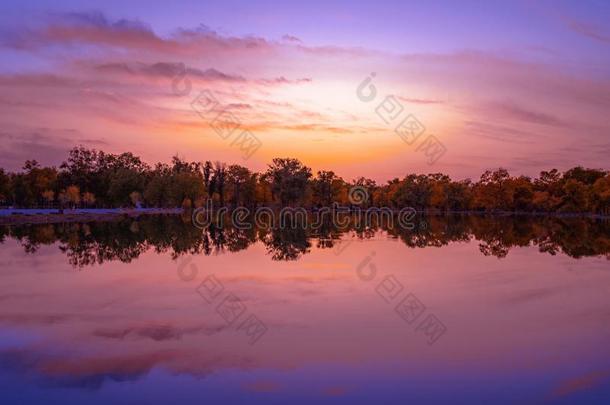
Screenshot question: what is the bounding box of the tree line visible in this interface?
[0,146,608,214]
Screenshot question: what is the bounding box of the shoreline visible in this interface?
[0,207,608,226]
[0,208,184,225]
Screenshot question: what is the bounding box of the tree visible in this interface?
[562,167,606,186]
[427,174,451,210]
[393,174,432,209]
[255,176,273,205]
[58,191,69,208]
[105,153,149,206]
[535,169,561,191]
[59,147,102,193]
[590,175,610,214]
[0,169,9,205]
[144,164,172,207]
[129,192,141,208]
[211,162,227,206]
[511,176,534,211]
[203,161,213,195]
[446,180,472,210]
[82,192,96,208]
[11,160,59,207]
[312,171,339,206]
[226,165,257,207]
[264,158,312,205]
[42,190,55,207]
[168,157,205,207]
[59,147,150,207]
[560,179,588,212]
[352,177,377,207]
[66,185,81,208]
[474,168,514,211]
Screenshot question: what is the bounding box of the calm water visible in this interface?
[1,215,609,404]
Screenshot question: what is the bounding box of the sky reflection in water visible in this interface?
[0,215,609,404]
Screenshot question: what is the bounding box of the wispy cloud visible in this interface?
[562,16,610,44]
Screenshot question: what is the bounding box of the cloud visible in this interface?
[94,62,245,81]
[552,370,610,398]
[0,129,108,171]
[1,11,273,57]
[93,323,208,341]
[281,34,302,43]
[322,386,348,396]
[242,380,281,393]
[259,76,312,85]
[562,16,610,44]
[30,12,171,52]
[0,131,70,170]
[0,347,179,390]
[463,121,537,144]
[483,102,567,127]
[397,96,444,105]
[0,74,79,88]
[0,10,370,66]
[0,343,258,391]
[225,103,252,110]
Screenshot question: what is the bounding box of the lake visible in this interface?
[1,214,609,404]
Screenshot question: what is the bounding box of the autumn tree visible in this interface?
[264,158,312,206]
[82,192,96,208]
[255,176,273,205]
[446,180,472,210]
[0,169,9,205]
[226,165,257,207]
[129,192,141,208]
[392,174,433,209]
[426,173,451,210]
[590,175,610,214]
[562,167,606,186]
[474,169,514,211]
[352,177,377,207]
[560,179,588,212]
[312,171,340,206]
[211,162,227,206]
[59,147,103,194]
[203,161,213,195]
[144,164,172,207]
[42,190,55,207]
[511,176,534,211]
[65,185,81,208]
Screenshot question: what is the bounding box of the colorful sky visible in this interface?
[0,0,609,181]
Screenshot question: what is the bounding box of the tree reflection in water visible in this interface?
[1,213,608,268]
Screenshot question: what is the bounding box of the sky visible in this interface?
[0,0,609,181]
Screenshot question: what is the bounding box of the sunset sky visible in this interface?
[0,0,609,181]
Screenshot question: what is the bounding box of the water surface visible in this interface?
[1,215,609,404]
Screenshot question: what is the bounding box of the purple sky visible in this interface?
[0,0,609,180]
